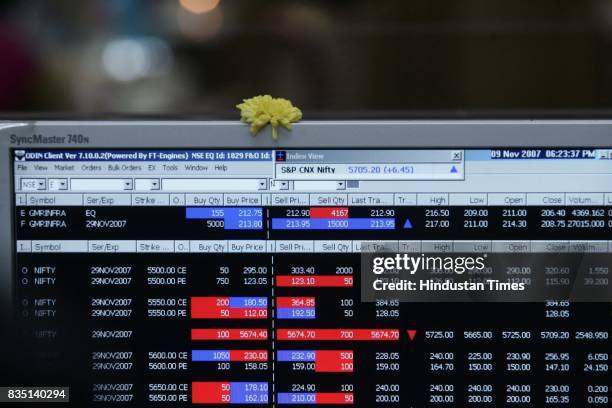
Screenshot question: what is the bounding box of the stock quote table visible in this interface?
[10,148,612,407]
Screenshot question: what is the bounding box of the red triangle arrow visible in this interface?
[406,330,417,341]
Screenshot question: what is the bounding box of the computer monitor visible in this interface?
[0,120,610,406]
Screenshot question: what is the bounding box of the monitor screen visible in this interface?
[0,121,610,406]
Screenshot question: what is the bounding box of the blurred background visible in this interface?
[1,0,612,116]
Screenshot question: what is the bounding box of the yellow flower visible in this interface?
[237,95,302,139]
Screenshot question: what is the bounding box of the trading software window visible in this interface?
[1,122,610,406]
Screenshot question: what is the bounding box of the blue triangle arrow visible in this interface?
[450,165,458,173]
[403,219,413,229]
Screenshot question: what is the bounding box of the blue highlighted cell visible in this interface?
[192,350,230,362]
[277,308,315,319]
[186,207,262,219]
[277,393,316,404]
[229,297,268,308]
[186,207,263,230]
[277,350,315,362]
[271,218,395,230]
[230,382,268,404]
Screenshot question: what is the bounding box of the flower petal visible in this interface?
[237,95,302,138]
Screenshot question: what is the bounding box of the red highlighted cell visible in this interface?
[316,392,354,404]
[310,207,349,218]
[191,297,268,319]
[315,350,353,373]
[192,381,230,404]
[191,297,223,309]
[277,297,316,308]
[277,329,399,341]
[191,328,268,341]
[276,276,353,287]
[192,307,267,319]
[229,350,268,362]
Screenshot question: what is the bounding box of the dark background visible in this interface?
[1,0,612,116]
